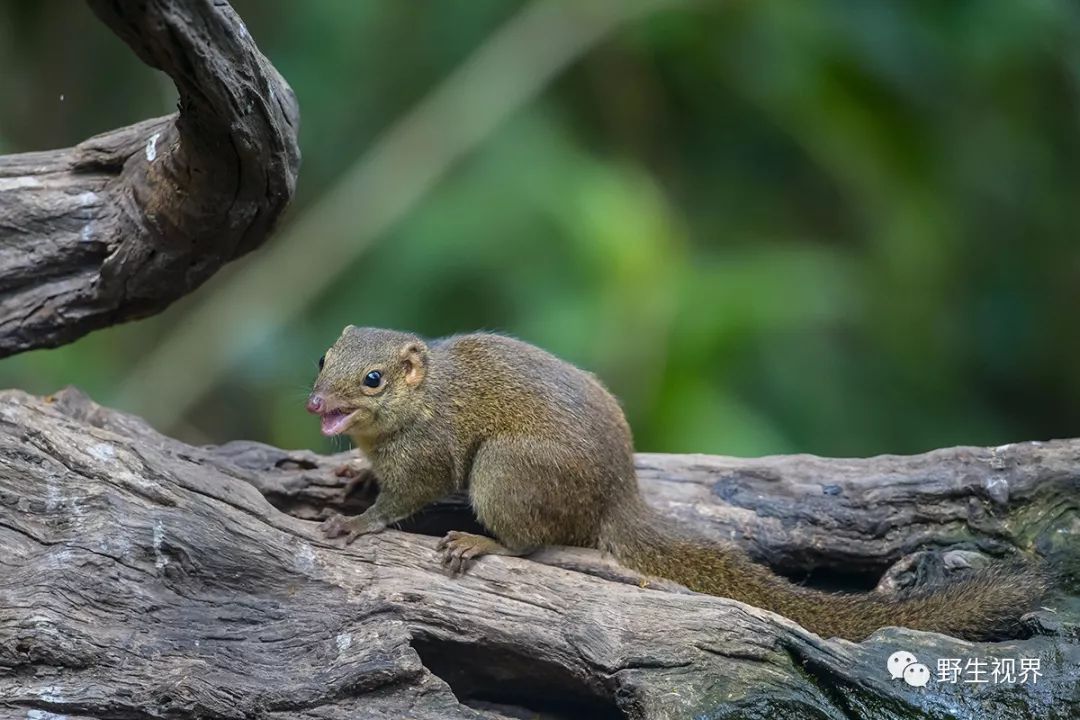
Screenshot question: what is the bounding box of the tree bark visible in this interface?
[1,388,1076,720]
[0,0,300,357]
[1,3,1078,719]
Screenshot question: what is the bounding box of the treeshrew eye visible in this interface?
[363,371,382,388]
[318,355,325,370]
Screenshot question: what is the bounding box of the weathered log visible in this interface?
[0,0,300,357]
[1,388,1077,719]
[241,439,1080,592]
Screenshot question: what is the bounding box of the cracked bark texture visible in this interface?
[1,388,1077,720]
[0,0,300,357]
[6,3,1077,719]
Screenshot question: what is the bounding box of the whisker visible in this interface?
[330,435,349,453]
[287,385,315,401]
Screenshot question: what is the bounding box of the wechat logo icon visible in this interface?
[888,650,931,688]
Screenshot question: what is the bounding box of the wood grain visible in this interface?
[1,388,1076,719]
[0,0,300,357]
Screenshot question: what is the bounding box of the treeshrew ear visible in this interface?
[400,341,428,387]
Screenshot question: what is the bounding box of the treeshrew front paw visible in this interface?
[436,531,505,575]
[320,512,386,545]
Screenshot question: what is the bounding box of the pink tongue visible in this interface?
[320,410,351,436]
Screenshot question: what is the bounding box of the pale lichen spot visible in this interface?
[295,541,318,572]
[45,480,63,512]
[34,686,65,703]
[88,443,116,461]
[984,475,1010,504]
[153,519,169,570]
[45,549,75,571]
[336,633,353,652]
[146,132,162,162]
[28,710,69,720]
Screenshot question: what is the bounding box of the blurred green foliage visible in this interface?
[1,0,1079,457]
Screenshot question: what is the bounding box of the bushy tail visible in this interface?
[601,499,1049,641]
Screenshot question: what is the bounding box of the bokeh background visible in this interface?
[1,0,1078,457]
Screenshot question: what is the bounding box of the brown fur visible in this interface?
[311,326,1048,641]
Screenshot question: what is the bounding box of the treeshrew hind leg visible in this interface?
[436,531,534,575]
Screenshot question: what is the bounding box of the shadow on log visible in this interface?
[0,0,300,357]
[1,388,1077,719]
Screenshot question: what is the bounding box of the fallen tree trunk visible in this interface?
[244,435,1080,593]
[0,0,300,357]
[6,2,1075,718]
[1,388,1076,719]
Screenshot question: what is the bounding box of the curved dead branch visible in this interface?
[0,0,300,356]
